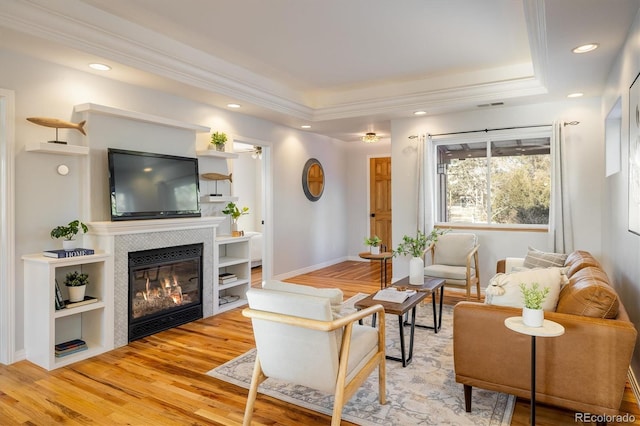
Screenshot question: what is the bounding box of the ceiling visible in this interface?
[0,0,638,142]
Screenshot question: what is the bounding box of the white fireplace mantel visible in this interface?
[87,216,225,236]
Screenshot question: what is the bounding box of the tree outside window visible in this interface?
[435,135,551,225]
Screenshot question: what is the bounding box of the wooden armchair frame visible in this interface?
[241,304,386,426]
[427,241,481,300]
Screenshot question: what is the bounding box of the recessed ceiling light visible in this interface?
[572,43,599,54]
[88,63,111,71]
[568,92,584,98]
[227,103,241,108]
[414,111,427,116]
[301,125,311,129]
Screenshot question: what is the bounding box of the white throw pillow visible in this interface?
[484,267,567,312]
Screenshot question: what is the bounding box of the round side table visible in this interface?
[505,316,565,425]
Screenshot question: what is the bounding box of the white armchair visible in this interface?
[423,233,480,300]
[242,281,386,426]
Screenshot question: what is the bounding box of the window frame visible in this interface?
[430,127,552,230]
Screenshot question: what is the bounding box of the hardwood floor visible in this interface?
[0,261,638,425]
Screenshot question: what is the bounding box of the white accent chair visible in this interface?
[423,233,480,300]
[242,281,386,426]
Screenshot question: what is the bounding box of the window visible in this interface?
[434,131,551,225]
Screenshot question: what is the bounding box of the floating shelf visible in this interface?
[200,195,238,203]
[26,142,89,156]
[196,150,239,159]
[74,103,210,133]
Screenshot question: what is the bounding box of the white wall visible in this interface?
[1,48,349,358]
[390,99,604,285]
[601,8,640,376]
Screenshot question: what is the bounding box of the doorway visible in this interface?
[231,137,272,285]
[369,157,392,250]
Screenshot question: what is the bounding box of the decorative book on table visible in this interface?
[63,296,98,309]
[43,248,95,258]
[373,288,416,303]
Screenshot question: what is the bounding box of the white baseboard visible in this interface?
[629,367,640,410]
[272,256,349,281]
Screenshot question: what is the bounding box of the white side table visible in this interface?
[505,317,565,425]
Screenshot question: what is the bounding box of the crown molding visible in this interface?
[0,0,550,124]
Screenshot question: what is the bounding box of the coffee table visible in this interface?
[355,290,427,367]
[393,276,446,333]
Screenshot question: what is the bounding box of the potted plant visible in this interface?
[64,271,89,302]
[210,131,228,152]
[519,282,550,327]
[222,202,249,236]
[394,229,448,284]
[50,220,88,251]
[364,235,382,254]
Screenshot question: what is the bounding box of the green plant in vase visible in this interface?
[50,220,88,251]
[364,235,383,254]
[210,131,228,151]
[393,228,449,284]
[222,202,249,236]
[64,270,89,302]
[519,282,550,327]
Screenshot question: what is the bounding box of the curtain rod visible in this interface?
[408,121,579,139]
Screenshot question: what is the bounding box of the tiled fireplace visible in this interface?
[87,217,223,348]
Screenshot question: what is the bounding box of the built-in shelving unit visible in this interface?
[22,252,114,370]
[215,235,251,314]
[26,142,89,156]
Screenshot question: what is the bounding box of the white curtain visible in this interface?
[417,134,435,235]
[549,120,573,253]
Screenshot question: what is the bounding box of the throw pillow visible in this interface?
[523,246,568,269]
[484,267,567,311]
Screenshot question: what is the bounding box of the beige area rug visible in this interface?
[207,294,515,425]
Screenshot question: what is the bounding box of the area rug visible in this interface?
[207,294,515,425]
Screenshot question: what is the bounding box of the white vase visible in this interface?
[522,307,544,327]
[409,256,424,285]
[67,285,86,303]
[370,246,380,255]
[62,239,77,251]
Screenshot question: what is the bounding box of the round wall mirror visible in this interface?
[302,158,325,201]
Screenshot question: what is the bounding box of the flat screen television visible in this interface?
[108,148,201,221]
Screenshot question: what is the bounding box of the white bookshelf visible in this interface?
[22,252,114,370]
[214,235,251,314]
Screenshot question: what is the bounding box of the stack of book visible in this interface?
[219,272,237,284]
[55,339,88,357]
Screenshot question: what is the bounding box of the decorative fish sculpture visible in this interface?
[201,172,233,182]
[27,117,87,135]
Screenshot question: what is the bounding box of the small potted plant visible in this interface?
[222,202,249,236]
[64,271,89,302]
[50,220,88,251]
[364,236,383,254]
[210,131,228,152]
[519,282,550,327]
[394,229,448,284]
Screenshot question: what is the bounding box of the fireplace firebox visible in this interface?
[128,243,203,341]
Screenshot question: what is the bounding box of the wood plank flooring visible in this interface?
[0,261,638,425]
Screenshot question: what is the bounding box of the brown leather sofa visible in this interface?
[453,250,637,417]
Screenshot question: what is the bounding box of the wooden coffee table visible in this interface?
[355,290,427,367]
[393,276,446,333]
